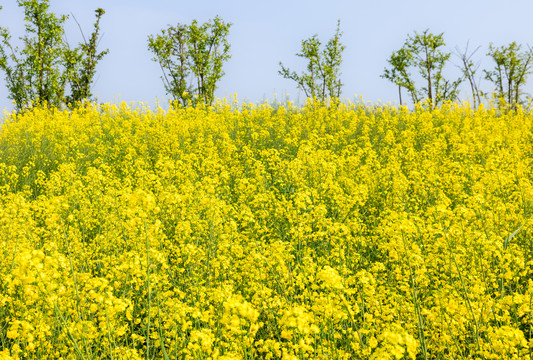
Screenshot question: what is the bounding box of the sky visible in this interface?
[1,0,533,110]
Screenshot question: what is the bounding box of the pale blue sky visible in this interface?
[1,0,533,110]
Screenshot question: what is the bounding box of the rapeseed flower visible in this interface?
[0,100,532,359]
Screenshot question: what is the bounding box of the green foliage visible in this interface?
[147,16,232,107]
[279,20,345,102]
[381,48,418,105]
[64,8,109,106]
[383,29,462,108]
[485,42,533,107]
[0,0,107,112]
[0,0,67,110]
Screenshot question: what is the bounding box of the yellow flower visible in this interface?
[317,265,343,290]
[0,100,531,359]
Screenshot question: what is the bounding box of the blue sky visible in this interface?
[1,0,533,110]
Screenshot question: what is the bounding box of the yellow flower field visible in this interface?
[0,100,532,359]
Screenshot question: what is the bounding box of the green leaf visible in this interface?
[503,224,523,250]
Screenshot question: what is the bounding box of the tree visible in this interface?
[279,20,345,102]
[0,0,108,111]
[454,42,484,110]
[484,42,533,107]
[381,48,418,105]
[383,29,462,108]
[147,16,232,107]
[65,8,109,105]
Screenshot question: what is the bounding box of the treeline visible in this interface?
[1,0,532,112]
[0,1,107,112]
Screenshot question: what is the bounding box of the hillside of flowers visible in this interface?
[0,100,532,359]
